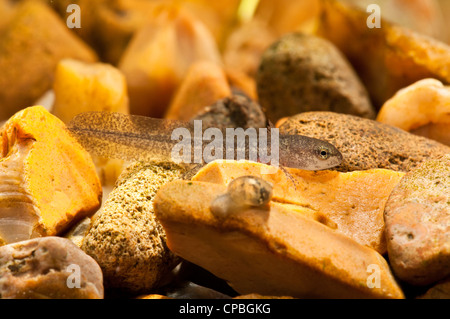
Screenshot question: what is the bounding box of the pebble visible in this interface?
[316,0,450,108]
[193,161,404,254]
[154,177,404,299]
[0,106,102,245]
[0,0,97,121]
[118,6,222,118]
[278,112,450,172]
[81,161,185,293]
[0,237,103,299]
[52,58,130,187]
[164,61,231,121]
[193,94,267,130]
[384,154,450,286]
[377,78,450,146]
[256,33,375,123]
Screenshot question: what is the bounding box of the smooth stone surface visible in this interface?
[316,0,450,109]
[0,236,103,299]
[154,178,404,299]
[257,33,375,123]
[279,112,450,172]
[0,0,97,121]
[377,78,450,146]
[193,161,404,254]
[385,155,450,286]
[0,106,102,245]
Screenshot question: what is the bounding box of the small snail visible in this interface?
[210,176,273,217]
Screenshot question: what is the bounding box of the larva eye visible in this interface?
[317,146,330,160]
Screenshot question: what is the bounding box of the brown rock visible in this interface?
[279,112,450,172]
[193,94,267,130]
[0,106,102,245]
[419,278,450,299]
[0,237,103,299]
[165,61,231,121]
[377,78,450,146]
[81,161,185,293]
[154,178,405,299]
[0,0,97,121]
[118,6,222,117]
[256,33,375,123]
[316,0,450,109]
[192,161,404,254]
[384,155,450,286]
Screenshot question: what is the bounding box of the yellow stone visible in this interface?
[0,106,102,245]
[154,179,404,299]
[316,0,450,108]
[52,58,129,124]
[192,161,404,254]
[0,0,97,121]
[52,58,130,187]
[118,6,222,118]
[377,78,450,146]
[164,61,231,120]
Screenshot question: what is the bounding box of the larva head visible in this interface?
[279,135,343,170]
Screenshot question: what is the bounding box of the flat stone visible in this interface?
[192,161,404,254]
[278,112,450,172]
[154,176,404,299]
[0,236,103,299]
[256,33,375,123]
[384,154,450,286]
[81,161,185,293]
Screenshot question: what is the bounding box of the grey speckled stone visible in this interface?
[279,112,450,172]
[0,236,103,299]
[257,33,375,123]
[385,155,450,286]
[193,93,267,130]
[81,161,185,293]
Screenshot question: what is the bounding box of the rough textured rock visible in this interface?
[0,237,103,299]
[0,0,97,121]
[154,177,404,299]
[256,33,375,123]
[0,106,102,245]
[384,155,450,286]
[278,112,450,172]
[193,94,267,130]
[81,161,185,293]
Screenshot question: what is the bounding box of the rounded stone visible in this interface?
[384,154,450,286]
[81,161,184,293]
[0,236,103,299]
[256,33,375,123]
[278,112,450,172]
